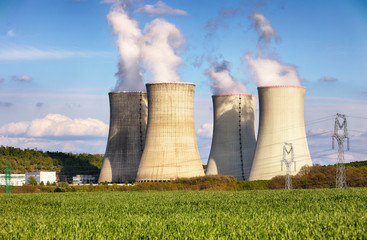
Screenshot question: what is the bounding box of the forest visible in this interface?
[0,146,366,188]
[0,146,103,181]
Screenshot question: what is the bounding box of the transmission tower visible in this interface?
[5,159,12,194]
[332,113,349,188]
[281,143,296,190]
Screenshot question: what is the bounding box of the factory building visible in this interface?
[99,91,148,183]
[0,174,26,186]
[25,172,56,184]
[206,94,257,180]
[136,83,205,182]
[249,86,312,180]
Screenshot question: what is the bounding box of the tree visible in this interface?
[27,176,38,186]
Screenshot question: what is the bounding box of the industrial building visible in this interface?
[136,83,205,182]
[249,86,312,180]
[0,174,26,186]
[206,94,257,180]
[25,172,57,184]
[99,91,148,183]
[73,175,96,185]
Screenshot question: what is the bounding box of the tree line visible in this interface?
[0,146,103,178]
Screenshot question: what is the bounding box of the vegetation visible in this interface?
[0,146,103,180]
[0,189,366,239]
[345,160,367,167]
[269,164,367,189]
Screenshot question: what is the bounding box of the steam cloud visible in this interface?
[108,3,185,91]
[244,13,301,86]
[243,55,301,86]
[206,60,249,95]
[107,6,144,91]
[142,19,184,83]
[250,13,278,46]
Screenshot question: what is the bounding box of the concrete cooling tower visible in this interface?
[98,91,148,183]
[206,94,257,180]
[136,83,205,182]
[249,86,312,180]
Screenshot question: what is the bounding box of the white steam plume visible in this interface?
[250,13,278,46]
[107,5,144,91]
[243,54,301,86]
[244,12,301,86]
[206,60,248,94]
[141,18,184,83]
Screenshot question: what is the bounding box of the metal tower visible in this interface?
[281,143,296,190]
[5,159,12,194]
[332,113,349,188]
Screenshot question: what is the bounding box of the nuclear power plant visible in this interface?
[249,86,312,180]
[206,94,257,180]
[99,84,313,183]
[98,91,148,183]
[136,83,205,182]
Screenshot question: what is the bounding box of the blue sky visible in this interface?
[0,0,366,165]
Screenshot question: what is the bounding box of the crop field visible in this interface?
[0,188,366,239]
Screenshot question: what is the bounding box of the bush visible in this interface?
[27,176,38,186]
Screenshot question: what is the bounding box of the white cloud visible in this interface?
[100,0,115,4]
[12,75,32,82]
[197,123,213,138]
[325,152,355,163]
[0,136,106,154]
[7,30,15,37]
[0,47,111,60]
[136,1,187,16]
[307,128,332,136]
[0,102,13,108]
[319,76,338,82]
[0,114,108,138]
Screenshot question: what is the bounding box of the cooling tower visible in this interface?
[98,91,147,183]
[249,86,312,180]
[206,94,257,180]
[136,83,205,182]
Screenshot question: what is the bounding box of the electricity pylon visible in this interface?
[332,113,349,188]
[5,159,12,193]
[281,142,296,190]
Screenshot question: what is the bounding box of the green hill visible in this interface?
[0,146,103,180]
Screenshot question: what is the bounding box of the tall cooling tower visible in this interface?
[206,94,257,180]
[136,83,205,182]
[249,86,312,180]
[98,91,148,183]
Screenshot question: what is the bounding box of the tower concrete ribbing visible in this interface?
[206,94,257,180]
[249,86,312,180]
[136,83,205,182]
[99,91,147,183]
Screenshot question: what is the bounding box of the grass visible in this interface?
[0,188,366,239]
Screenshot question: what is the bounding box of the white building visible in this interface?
[73,175,96,185]
[25,172,56,184]
[0,174,26,186]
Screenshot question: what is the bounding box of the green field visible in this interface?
[0,189,366,239]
